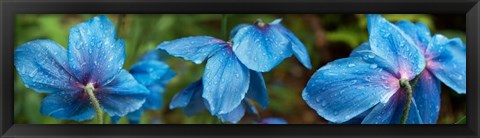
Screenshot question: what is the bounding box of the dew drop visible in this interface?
[370,64,378,69]
[348,63,356,67]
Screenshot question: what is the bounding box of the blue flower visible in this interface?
[231,19,312,72]
[157,18,304,115]
[112,51,175,124]
[345,19,466,124]
[14,15,149,121]
[302,14,427,124]
[169,70,268,123]
[258,118,288,124]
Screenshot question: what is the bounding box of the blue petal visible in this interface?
[361,93,400,124]
[203,48,250,115]
[67,15,126,86]
[395,21,431,51]
[426,35,466,94]
[367,14,426,80]
[96,70,149,117]
[362,91,423,124]
[169,80,202,109]
[217,102,246,124]
[156,36,227,64]
[260,118,288,124]
[127,109,143,124]
[130,60,174,87]
[246,70,269,109]
[230,24,249,38]
[336,108,372,124]
[270,20,312,69]
[169,80,206,116]
[14,40,79,93]
[302,54,400,123]
[40,91,95,122]
[349,42,371,57]
[232,24,292,72]
[389,91,423,124]
[412,71,441,124]
[143,84,164,110]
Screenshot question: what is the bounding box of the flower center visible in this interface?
[84,83,96,93]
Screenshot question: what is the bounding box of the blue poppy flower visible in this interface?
[258,118,288,124]
[14,15,149,121]
[111,51,176,124]
[345,19,466,124]
[302,14,427,124]
[231,19,312,72]
[169,70,268,123]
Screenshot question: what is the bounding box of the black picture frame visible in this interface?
[1,0,479,137]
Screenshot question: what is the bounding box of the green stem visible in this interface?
[221,14,228,40]
[85,84,104,124]
[400,79,413,124]
[455,116,467,124]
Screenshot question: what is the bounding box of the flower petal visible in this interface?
[203,48,250,115]
[96,70,149,117]
[395,21,431,51]
[426,35,466,93]
[232,24,292,72]
[169,80,202,109]
[367,14,426,80]
[389,92,424,124]
[271,21,312,69]
[412,71,441,124]
[156,36,227,64]
[14,40,79,93]
[230,24,249,38]
[217,102,246,124]
[126,109,143,124]
[349,42,371,57]
[40,91,95,122]
[130,60,174,86]
[302,54,400,123]
[246,70,269,109]
[361,93,400,124]
[67,15,126,86]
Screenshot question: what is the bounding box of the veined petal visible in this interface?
[203,48,250,115]
[169,80,205,116]
[412,71,441,124]
[217,102,246,124]
[302,54,400,123]
[230,24,249,38]
[40,90,95,122]
[246,70,269,109]
[156,36,227,64]
[14,40,79,93]
[395,21,431,51]
[389,91,423,124]
[270,21,312,69]
[68,15,126,86]
[367,14,426,80]
[169,80,202,109]
[232,24,292,72]
[349,42,371,57]
[96,70,149,117]
[426,35,466,94]
[143,84,165,110]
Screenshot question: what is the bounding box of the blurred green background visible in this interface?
[14,14,466,124]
